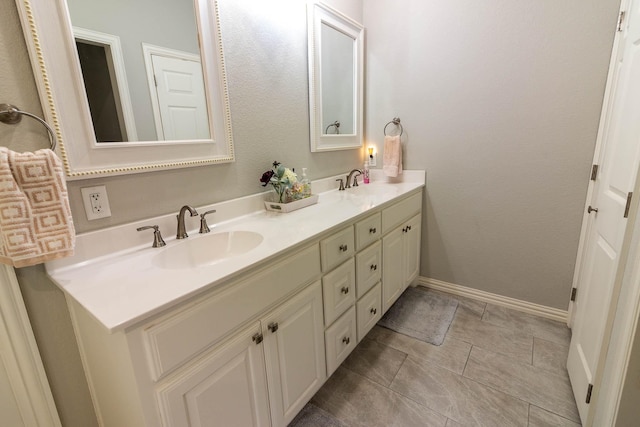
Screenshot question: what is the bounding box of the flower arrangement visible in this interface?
[260,161,300,203]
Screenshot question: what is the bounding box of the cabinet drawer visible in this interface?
[141,244,321,381]
[325,306,357,376]
[322,259,356,326]
[320,226,354,271]
[356,283,382,342]
[354,213,381,251]
[382,192,421,234]
[355,241,381,298]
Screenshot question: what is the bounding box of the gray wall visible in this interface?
[68,0,200,141]
[363,0,620,309]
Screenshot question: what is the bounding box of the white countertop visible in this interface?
[46,170,425,332]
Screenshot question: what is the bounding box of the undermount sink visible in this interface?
[153,231,264,269]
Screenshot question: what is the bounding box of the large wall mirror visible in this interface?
[307,2,364,152]
[15,0,234,179]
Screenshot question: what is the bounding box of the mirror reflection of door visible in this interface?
[320,23,355,135]
[142,44,210,141]
[149,54,210,140]
[67,0,206,142]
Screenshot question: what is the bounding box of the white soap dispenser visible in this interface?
[301,168,312,197]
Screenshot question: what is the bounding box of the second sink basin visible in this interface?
[153,231,263,269]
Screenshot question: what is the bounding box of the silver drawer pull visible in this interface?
[369,227,377,234]
[370,264,378,271]
[339,244,348,252]
[341,286,350,294]
[252,333,263,345]
[370,307,377,315]
[342,336,350,345]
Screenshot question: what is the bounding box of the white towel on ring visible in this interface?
[383,135,403,177]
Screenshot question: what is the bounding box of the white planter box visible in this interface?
[264,194,319,213]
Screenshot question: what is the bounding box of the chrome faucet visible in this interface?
[176,205,198,239]
[345,169,362,189]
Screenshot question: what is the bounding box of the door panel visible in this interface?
[568,1,640,422]
[151,54,210,140]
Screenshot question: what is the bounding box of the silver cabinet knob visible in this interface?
[339,244,348,252]
[268,322,279,333]
[341,286,350,294]
[588,206,599,214]
[342,336,350,345]
[370,307,377,315]
[252,333,263,344]
[370,264,378,271]
[369,227,377,234]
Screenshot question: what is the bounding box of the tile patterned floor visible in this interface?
[291,288,581,427]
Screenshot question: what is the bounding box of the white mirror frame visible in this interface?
[307,2,364,152]
[14,0,234,179]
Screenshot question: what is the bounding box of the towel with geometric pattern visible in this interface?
[0,147,75,267]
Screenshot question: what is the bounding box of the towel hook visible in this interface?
[0,103,57,151]
[383,117,403,137]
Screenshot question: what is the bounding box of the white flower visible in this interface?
[283,168,297,185]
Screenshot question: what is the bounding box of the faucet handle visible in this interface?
[352,171,362,187]
[137,225,166,248]
[199,210,217,234]
[336,178,345,191]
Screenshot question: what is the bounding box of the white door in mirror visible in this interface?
[81,186,112,220]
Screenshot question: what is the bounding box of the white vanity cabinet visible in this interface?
[62,185,424,427]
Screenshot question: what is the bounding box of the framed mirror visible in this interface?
[307,2,364,152]
[15,0,234,179]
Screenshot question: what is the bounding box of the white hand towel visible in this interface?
[0,147,75,267]
[383,135,403,177]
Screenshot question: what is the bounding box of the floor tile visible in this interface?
[482,304,571,346]
[288,402,348,427]
[312,366,447,427]
[533,337,570,375]
[463,347,580,423]
[448,307,533,363]
[368,325,471,374]
[528,405,582,427]
[341,338,407,387]
[418,287,487,318]
[390,356,529,426]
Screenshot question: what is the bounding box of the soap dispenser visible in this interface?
[363,162,370,184]
[301,168,312,197]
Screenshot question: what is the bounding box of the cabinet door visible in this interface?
[155,322,270,427]
[262,281,326,427]
[403,214,422,288]
[382,227,404,312]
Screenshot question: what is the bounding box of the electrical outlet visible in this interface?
[369,153,377,167]
[81,186,112,220]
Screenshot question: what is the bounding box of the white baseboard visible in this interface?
[418,277,569,324]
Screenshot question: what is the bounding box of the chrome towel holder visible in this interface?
[0,103,57,151]
[325,120,341,134]
[383,117,403,137]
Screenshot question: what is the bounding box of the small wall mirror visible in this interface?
[307,2,364,152]
[15,0,234,179]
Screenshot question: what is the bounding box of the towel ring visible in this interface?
[325,120,340,134]
[383,117,403,137]
[0,103,57,151]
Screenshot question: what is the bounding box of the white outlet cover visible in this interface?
[81,185,112,220]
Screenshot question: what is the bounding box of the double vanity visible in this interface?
[46,170,425,427]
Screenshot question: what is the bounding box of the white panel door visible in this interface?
[262,281,326,427]
[156,322,271,427]
[403,214,422,288]
[382,227,404,312]
[568,1,640,422]
[151,54,210,140]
